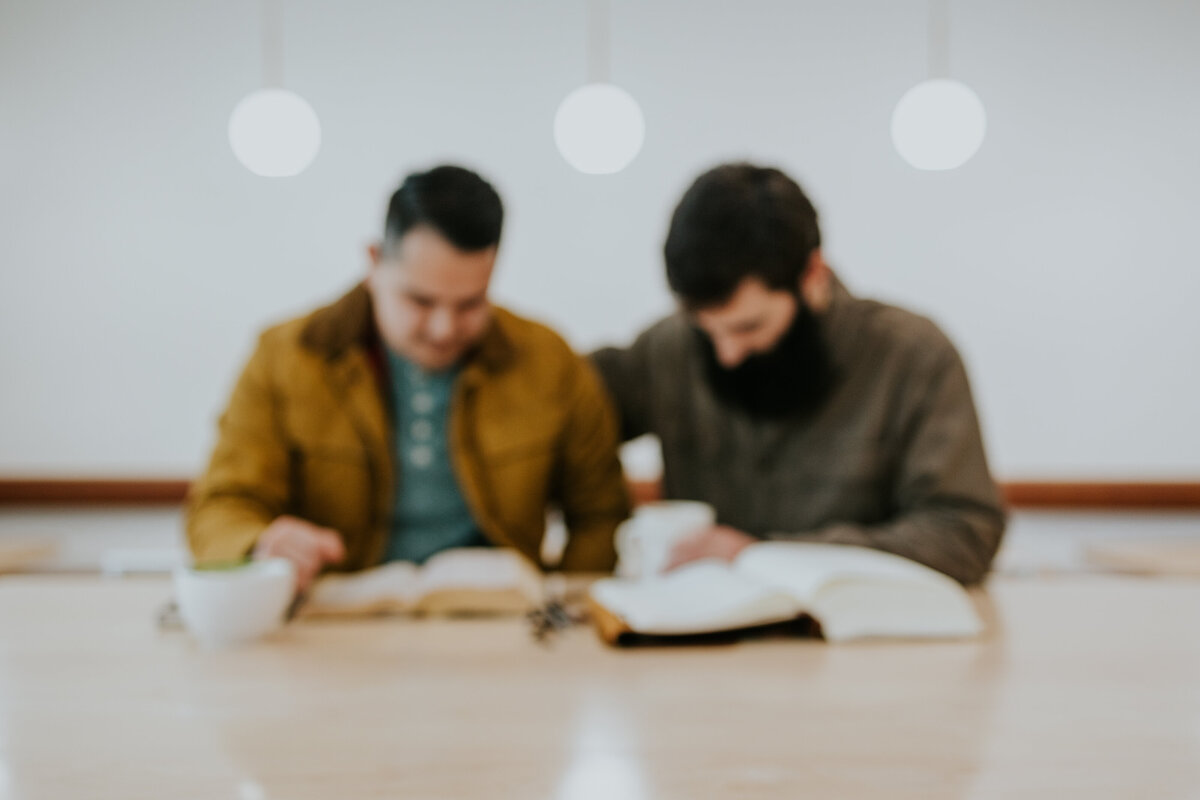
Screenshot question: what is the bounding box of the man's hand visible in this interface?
[663,524,757,572]
[253,515,346,592]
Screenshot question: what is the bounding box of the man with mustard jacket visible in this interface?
[186,165,630,591]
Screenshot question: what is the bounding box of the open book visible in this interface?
[300,548,544,617]
[1085,539,1200,577]
[588,542,983,644]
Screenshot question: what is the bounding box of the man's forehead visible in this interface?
[375,238,494,296]
[693,278,785,322]
[388,269,488,302]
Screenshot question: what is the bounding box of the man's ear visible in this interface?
[800,249,832,312]
[363,243,384,292]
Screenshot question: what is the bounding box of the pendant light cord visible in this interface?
[587,0,610,84]
[262,0,284,87]
[928,0,950,79]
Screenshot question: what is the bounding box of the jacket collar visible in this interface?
[815,269,857,373]
[300,282,516,373]
[299,283,376,360]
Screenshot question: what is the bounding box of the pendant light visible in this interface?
[554,0,645,175]
[228,0,321,178]
[891,0,986,171]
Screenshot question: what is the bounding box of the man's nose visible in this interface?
[426,307,456,342]
[714,337,748,368]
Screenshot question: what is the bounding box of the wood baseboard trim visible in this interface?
[1001,482,1200,509]
[0,479,192,507]
[1,478,1199,510]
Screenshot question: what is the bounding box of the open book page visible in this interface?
[589,559,801,635]
[733,542,983,641]
[301,548,544,617]
[1084,539,1200,577]
[413,548,544,614]
[0,539,56,573]
[302,561,421,616]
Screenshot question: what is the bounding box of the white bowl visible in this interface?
[173,558,295,647]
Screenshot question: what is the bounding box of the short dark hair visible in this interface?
[664,163,821,309]
[383,165,503,254]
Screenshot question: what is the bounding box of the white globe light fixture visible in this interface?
[892,0,987,171]
[554,83,645,175]
[891,79,986,171]
[228,89,321,177]
[555,0,644,175]
[229,0,321,178]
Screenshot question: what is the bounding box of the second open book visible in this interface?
[588,541,984,644]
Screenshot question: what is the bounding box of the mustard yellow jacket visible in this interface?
[186,285,630,572]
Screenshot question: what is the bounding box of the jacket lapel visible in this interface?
[301,284,395,561]
[327,351,392,462]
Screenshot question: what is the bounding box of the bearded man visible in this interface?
[592,163,1006,585]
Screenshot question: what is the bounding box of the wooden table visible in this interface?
[0,574,1197,799]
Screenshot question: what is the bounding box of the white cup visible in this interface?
[173,558,296,648]
[615,500,716,580]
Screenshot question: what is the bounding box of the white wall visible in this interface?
[1,0,1198,478]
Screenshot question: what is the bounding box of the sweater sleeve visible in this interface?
[590,332,656,443]
[765,345,1007,585]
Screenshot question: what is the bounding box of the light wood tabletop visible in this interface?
[0,573,1197,799]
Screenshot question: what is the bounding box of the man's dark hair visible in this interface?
[664,163,821,309]
[383,165,503,254]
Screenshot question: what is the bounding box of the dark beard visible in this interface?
[697,300,836,419]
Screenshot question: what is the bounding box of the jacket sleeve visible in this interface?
[553,355,633,573]
[590,336,654,443]
[185,333,291,564]
[765,346,1007,585]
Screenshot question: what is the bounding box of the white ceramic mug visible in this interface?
[173,558,296,648]
[615,500,716,580]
